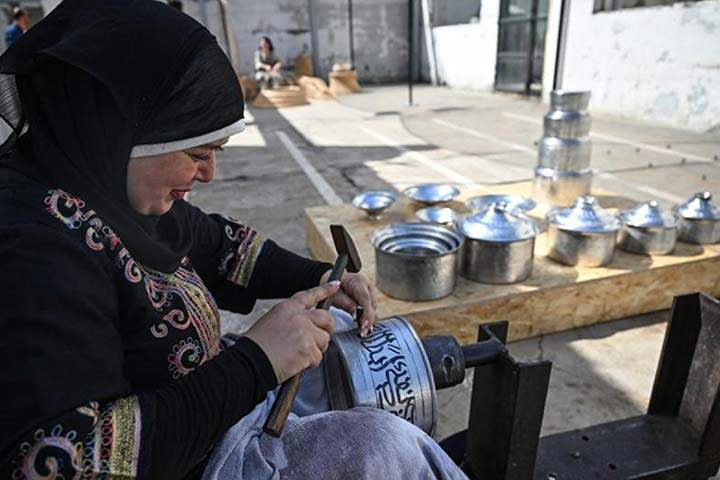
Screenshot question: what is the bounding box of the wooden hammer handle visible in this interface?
[262,254,349,437]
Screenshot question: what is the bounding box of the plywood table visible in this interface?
[305,182,720,343]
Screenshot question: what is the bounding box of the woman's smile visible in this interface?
[171,189,190,200]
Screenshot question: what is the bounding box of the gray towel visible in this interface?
[203,309,469,480]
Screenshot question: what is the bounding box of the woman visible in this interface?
[254,36,284,89]
[0,1,468,479]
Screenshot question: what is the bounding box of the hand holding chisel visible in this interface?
[263,224,362,438]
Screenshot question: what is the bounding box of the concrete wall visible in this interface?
[432,1,498,90]
[315,0,410,82]
[560,0,720,132]
[432,0,482,27]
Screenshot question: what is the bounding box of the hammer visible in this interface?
[263,224,362,437]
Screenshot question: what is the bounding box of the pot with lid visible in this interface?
[674,192,720,244]
[458,202,542,284]
[618,201,679,255]
[372,222,463,301]
[546,195,621,267]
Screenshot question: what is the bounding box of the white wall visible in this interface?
[561,0,720,132]
[432,1,498,90]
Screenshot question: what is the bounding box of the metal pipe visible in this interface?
[407,0,413,106]
[553,0,570,90]
[308,0,321,77]
[348,0,355,67]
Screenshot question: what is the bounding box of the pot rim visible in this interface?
[371,222,464,259]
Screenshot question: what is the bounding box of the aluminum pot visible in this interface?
[674,192,720,244]
[618,201,679,255]
[532,166,593,207]
[537,136,592,171]
[546,196,622,267]
[550,90,591,112]
[324,316,437,435]
[543,110,592,138]
[372,222,463,301]
[458,203,542,284]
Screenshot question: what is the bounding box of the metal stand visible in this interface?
[462,322,552,479]
[534,293,720,479]
[451,293,720,479]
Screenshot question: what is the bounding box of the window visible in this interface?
[594,0,704,12]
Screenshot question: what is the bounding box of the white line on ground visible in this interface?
[501,112,712,163]
[432,118,536,156]
[596,172,686,204]
[357,125,474,186]
[276,130,343,206]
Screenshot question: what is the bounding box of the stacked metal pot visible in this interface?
[533,91,594,207]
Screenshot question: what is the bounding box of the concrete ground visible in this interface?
[190,85,719,474]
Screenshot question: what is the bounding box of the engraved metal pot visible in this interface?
[532,166,593,207]
[674,192,720,244]
[458,203,542,284]
[618,201,679,255]
[546,196,622,267]
[543,110,592,138]
[324,316,437,435]
[550,91,591,111]
[537,137,592,171]
[371,222,463,301]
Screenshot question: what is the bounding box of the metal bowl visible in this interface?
[543,110,592,138]
[416,206,458,227]
[550,90,591,112]
[465,194,537,214]
[352,190,398,219]
[532,167,593,207]
[372,222,463,301]
[404,183,460,206]
[537,137,592,171]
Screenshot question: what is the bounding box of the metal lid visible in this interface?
[674,192,720,221]
[620,201,679,228]
[465,194,536,213]
[416,206,458,226]
[404,183,460,204]
[547,195,622,233]
[458,202,541,242]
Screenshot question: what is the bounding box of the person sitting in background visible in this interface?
[4,7,28,48]
[254,36,284,89]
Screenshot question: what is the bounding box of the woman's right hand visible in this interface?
[244,281,340,383]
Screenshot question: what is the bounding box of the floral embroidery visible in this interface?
[11,399,141,479]
[168,337,203,379]
[218,216,265,287]
[43,189,221,375]
[142,264,221,364]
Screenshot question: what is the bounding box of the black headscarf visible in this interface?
[0,0,245,273]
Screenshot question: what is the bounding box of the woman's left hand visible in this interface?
[319,270,377,337]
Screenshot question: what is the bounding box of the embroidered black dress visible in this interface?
[0,167,331,478]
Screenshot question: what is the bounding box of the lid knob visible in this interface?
[648,200,659,208]
[696,191,713,201]
[493,201,509,212]
[578,195,596,206]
